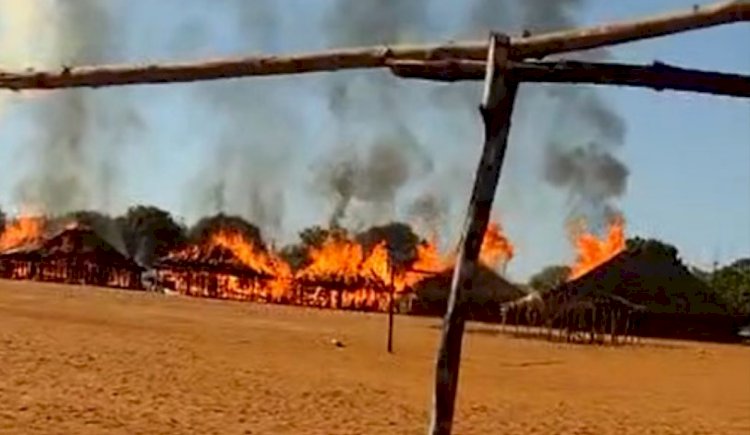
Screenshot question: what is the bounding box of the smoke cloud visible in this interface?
[4,0,142,214]
[0,0,632,278]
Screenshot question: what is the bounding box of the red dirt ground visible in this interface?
[0,279,748,434]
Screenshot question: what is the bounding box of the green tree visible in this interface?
[528,265,571,294]
[711,259,750,316]
[121,205,186,266]
[188,213,265,249]
[356,222,421,271]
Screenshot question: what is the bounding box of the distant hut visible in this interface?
[409,264,525,322]
[153,244,280,302]
[0,224,143,289]
[553,246,740,342]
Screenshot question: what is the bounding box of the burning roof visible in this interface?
[555,245,725,315]
[156,228,289,280]
[0,223,143,268]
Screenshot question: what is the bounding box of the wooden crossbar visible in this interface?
[0,1,747,90]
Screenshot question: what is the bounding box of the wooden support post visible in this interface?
[387,265,395,354]
[427,33,518,435]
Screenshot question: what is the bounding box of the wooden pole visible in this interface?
[0,1,746,90]
[428,33,518,435]
[387,265,395,354]
[388,59,750,98]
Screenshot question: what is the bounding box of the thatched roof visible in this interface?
[0,224,142,270]
[554,249,725,315]
[155,244,272,279]
[410,264,525,319]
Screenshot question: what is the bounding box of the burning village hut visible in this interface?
[153,230,291,303]
[0,224,143,289]
[549,241,741,343]
[293,237,398,312]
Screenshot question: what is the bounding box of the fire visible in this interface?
[0,214,45,251]
[439,220,515,272]
[568,216,626,280]
[479,222,515,269]
[209,229,293,300]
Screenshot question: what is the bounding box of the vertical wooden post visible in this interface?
[387,265,395,353]
[427,33,517,435]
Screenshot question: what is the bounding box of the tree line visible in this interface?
[1,205,747,317]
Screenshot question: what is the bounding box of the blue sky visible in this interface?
[0,1,748,280]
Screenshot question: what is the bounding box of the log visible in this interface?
[0,1,747,90]
[388,59,750,98]
[428,33,518,435]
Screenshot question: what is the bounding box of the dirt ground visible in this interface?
[0,280,748,434]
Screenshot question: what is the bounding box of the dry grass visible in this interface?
[0,280,748,434]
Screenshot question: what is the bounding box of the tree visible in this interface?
[298,225,343,249]
[189,213,265,249]
[711,258,750,316]
[356,222,421,271]
[626,237,680,264]
[0,207,5,235]
[528,265,571,294]
[121,205,186,266]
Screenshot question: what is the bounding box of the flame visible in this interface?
[157,218,515,311]
[479,221,514,269]
[209,229,293,300]
[568,216,626,281]
[0,213,46,251]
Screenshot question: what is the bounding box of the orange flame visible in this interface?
[0,214,45,251]
[479,221,515,269]
[568,216,625,281]
[160,218,514,311]
[209,229,292,300]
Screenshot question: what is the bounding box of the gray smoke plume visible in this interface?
[184,0,290,238]
[468,0,629,232]
[316,140,413,228]
[13,0,141,215]
[407,192,449,238]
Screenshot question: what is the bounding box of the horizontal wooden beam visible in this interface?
[388,59,750,98]
[0,1,747,90]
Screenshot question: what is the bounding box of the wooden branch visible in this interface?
[428,34,519,435]
[388,59,750,98]
[0,1,747,90]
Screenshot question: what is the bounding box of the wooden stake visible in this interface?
[427,33,518,435]
[0,1,746,90]
[387,265,395,354]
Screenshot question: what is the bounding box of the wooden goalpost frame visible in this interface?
[0,1,747,90]
[428,33,518,435]
[0,2,748,435]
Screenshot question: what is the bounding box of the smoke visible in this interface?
[4,0,142,214]
[183,0,291,240]
[467,0,629,232]
[316,140,413,228]
[407,192,449,239]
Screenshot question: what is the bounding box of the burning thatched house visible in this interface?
[552,245,742,342]
[292,238,394,312]
[0,224,144,289]
[153,231,291,302]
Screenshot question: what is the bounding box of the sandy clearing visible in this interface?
[0,279,748,434]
